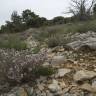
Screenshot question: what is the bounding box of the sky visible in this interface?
[0,0,71,25]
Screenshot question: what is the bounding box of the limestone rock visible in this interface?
[48,80,61,93]
[56,68,71,78]
[51,56,65,65]
[6,94,16,96]
[46,90,53,96]
[37,84,44,91]
[92,80,96,89]
[27,35,39,49]
[66,32,96,51]
[17,88,28,96]
[80,83,96,93]
[74,70,96,82]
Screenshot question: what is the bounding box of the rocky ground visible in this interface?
[1,31,96,96]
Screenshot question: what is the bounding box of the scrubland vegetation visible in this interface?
[1,0,96,94]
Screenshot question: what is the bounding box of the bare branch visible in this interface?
[88,0,96,12]
[67,0,95,20]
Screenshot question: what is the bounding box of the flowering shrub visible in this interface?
[0,49,47,83]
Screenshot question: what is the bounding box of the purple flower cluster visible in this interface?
[0,49,47,83]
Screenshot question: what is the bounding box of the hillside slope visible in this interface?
[0,22,96,95]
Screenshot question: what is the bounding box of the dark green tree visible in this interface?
[10,11,25,32]
[0,9,48,33]
[93,4,96,16]
[52,16,65,24]
[11,11,22,24]
[22,9,39,27]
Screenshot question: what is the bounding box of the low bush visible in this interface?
[33,26,63,42]
[47,35,60,48]
[0,36,27,50]
[33,31,49,42]
[46,34,71,48]
[32,46,41,54]
[34,66,55,76]
[76,21,96,33]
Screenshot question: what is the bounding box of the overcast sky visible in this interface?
[0,0,71,25]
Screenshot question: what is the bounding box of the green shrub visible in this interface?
[33,26,63,42]
[32,46,40,54]
[34,66,55,76]
[46,34,70,48]
[47,35,60,48]
[76,21,96,33]
[33,31,49,42]
[0,36,27,50]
